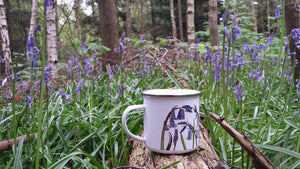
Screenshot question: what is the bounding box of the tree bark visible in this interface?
[74,0,83,43]
[46,3,58,76]
[98,0,120,65]
[257,0,264,32]
[0,0,12,74]
[125,0,131,38]
[27,0,38,63]
[178,0,184,41]
[186,0,195,44]
[128,121,225,169]
[208,0,219,46]
[250,0,258,33]
[266,0,270,33]
[285,0,300,81]
[170,0,177,42]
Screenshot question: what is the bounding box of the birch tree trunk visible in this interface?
[0,0,12,74]
[285,0,300,81]
[74,0,83,43]
[186,0,195,44]
[257,0,264,32]
[208,0,219,46]
[170,0,177,43]
[46,3,58,76]
[27,0,38,63]
[266,0,270,33]
[178,0,183,41]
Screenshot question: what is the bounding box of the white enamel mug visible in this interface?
[122,89,201,154]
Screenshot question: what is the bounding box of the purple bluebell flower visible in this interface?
[180,125,187,133]
[0,79,2,87]
[224,27,230,42]
[11,73,21,81]
[140,35,145,43]
[44,65,52,84]
[173,129,179,143]
[204,70,209,76]
[232,26,241,42]
[187,126,193,140]
[0,55,4,63]
[177,109,185,120]
[234,82,244,103]
[275,8,281,18]
[243,44,251,54]
[182,105,193,112]
[76,79,85,94]
[118,85,125,94]
[169,109,176,128]
[222,10,231,25]
[81,41,88,51]
[58,89,72,104]
[26,96,32,109]
[33,23,41,34]
[106,65,113,80]
[45,0,52,9]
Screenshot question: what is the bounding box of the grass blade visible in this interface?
[255,144,300,159]
[165,70,184,89]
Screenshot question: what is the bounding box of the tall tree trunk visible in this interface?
[208,0,219,46]
[186,0,195,44]
[151,0,156,39]
[46,3,58,76]
[250,0,258,33]
[74,0,83,43]
[178,0,183,41]
[257,0,264,32]
[125,0,131,38]
[170,0,177,42]
[285,0,300,81]
[0,0,12,74]
[266,0,270,33]
[27,0,37,63]
[98,0,120,65]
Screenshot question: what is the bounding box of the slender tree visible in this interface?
[0,0,12,74]
[98,0,120,65]
[250,0,258,33]
[186,0,195,44]
[208,0,219,46]
[285,0,300,81]
[170,0,177,42]
[28,0,38,63]
[257,0,264,32]
[125,0,131,38]
[74,0,83,43]
[178,0,183,41]
[46,1,58,76]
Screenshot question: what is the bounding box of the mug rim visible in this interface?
[142,88,201,97]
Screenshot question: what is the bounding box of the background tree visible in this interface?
[186,0,195,44]
[125,0,131,38]
[74,0,83,43]
[178,0,183,41]
[27,0,38,63]
[0,0,12,74]
[208,0,219,46]
[170,0,177,42]
[98,0,120,65]
[285,0,300,81]
[46,1,58,75]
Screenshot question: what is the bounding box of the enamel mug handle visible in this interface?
[122,105,145,142]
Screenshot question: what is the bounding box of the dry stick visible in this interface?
[209,113,277,169]
[0,134,34,151]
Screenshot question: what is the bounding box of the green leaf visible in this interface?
[165,70,184,89]
[284,119,300,130]
[255,144,300,159]
[48,151,83,169]
[13,136,24,169]
[160,161,181,169]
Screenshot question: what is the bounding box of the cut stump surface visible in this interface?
[128,122,224,169]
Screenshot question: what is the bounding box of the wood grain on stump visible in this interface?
[128,122,225,169]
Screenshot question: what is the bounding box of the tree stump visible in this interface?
[128,122,225,169]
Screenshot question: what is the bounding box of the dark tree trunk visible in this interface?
[125,0,131,38]
[208,0,219,46]
[285,0,300,81]
[257,0,264,32]
[170,0,177,42]
[98,0,120,65]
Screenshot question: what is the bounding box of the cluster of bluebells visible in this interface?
[27,24,41,68]
[58,89,72,104]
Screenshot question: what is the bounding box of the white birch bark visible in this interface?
[186,0,195,44]
[27,0,37,62]
[0,0,12,74]
[46,4,58,77]
[170,0,177,43]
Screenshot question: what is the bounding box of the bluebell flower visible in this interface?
[133,80,138,92]
[11,73,21,81]
[120,42,126,54]
[187,126,193,140]
[33,23,41,34]
[224,27,230,42]
[81,41,88,51]
[76,79,85,94]
[243,44,251,54]
[45,0,52,9]
[234,82,244,103]
[0,79,2,87]
[118,85,125,94]
[173,129,179,143]
[275,8,281,18]
[44,65,52,84]
[140,35,145,43]
[26,96,32,109]
[182,105,193,112]
[204,70,209,76]
[106,65,113,80]
[177,109,185,120]
[58,89,72,104]
[169,109,176,128]
[222,10,231,25]
[0,55,4,63]
[232,26,241,42]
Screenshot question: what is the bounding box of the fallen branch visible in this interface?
[0,134,34,151]
[209,113,277,169]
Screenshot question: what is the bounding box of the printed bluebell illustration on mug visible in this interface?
[160,105,199,151]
